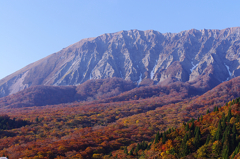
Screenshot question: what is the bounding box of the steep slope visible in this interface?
[1,27,240,97]
[185,76,240,113]
[111,98,240,159]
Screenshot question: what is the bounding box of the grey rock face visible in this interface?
[1,27,240,97]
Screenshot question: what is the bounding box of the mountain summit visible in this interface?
[1,27,240,97]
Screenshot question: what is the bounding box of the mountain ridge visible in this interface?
[1,27,240,97]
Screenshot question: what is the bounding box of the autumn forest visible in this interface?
[1,77,240,158]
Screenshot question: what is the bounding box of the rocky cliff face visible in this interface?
[1,27,240,97]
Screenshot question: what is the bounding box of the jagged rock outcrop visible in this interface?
[1,27,240,97]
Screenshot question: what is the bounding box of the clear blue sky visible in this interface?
[0,0,239,80]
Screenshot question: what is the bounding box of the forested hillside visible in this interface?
[0,76,240,158]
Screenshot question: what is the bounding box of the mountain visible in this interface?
[1,27,240,97]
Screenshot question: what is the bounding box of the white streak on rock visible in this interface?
[120,71,123,78]
[224,63,232,77]
[137,73,142,86]
[150,60,157,79]
[89,70,93,80]
[190,62,199,72]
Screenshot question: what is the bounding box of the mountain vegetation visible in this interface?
[0,76,239,158]
[0,27,240,158]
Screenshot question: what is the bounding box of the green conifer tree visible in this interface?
[232,123,236,135]
[227,107,232,122]
[124,146,128,155]
[134,147,138,156]
[185,124,189,131]
[181,141,189,157]
[194,127,201,148]
[232,143,240,159]
[155,131,160,143]
[205,134,210,145]
[214,106,217,112]
[236,115,240,123]
[190,120,195,131]
[129,147,134,155]
[222,113,226,130]
[214,121,222,141]
[162,132,167,144]
[222,125,230,144]
[136,143,140,150]
[188,130,191,139]
[222,143,229,159]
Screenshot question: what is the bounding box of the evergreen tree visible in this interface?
[129,147,134,155]
[190,120,195,131]
[214,106,217,112]
[194,127,201,148]
[222,125,230,144]
[182,134,189,143]
[185,124,189,131]
[142,140,147,150]
[231,133,237,152]
[147,143,151,150]
[188,130,191,139]
[206,109,209,114]
[134,147,138,156]
[201,115,203,121]
[162,132,167,144]
[169,148,175,155]
[181,141,189,157]
[222,113,226,130]
[230,123,237,151]
[180,133,190,157]
[236,114,240,123]
[155,131,160,143]
[232,143,240,159]
[124,146,128,155]
[168,128,171,134]
[232,123,237,135]
[237,97,240,104]
[222,143,229,159]
[214,121,222,141]
[35,117,39,123]
[194,126,199,136]
[227,107,232,122]
[205,134,210,145]
[136,143,140,150]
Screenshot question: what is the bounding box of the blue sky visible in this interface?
[0,0,240,80]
